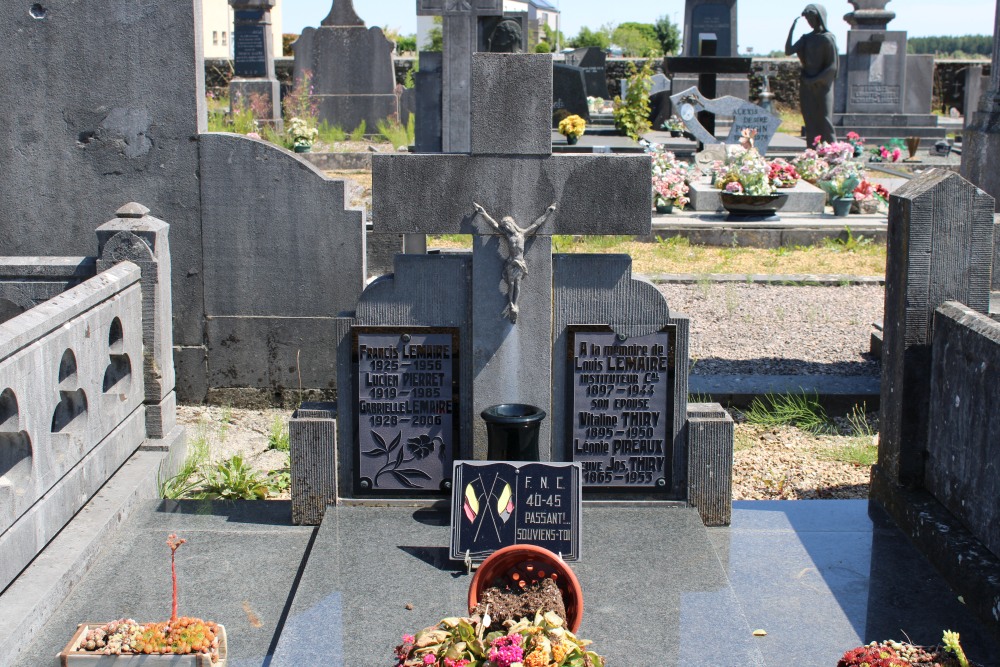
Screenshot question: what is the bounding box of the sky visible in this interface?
[283,1,997,55]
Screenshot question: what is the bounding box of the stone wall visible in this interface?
[206,57,987,114]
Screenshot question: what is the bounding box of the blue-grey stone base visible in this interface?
[688,178,826,214]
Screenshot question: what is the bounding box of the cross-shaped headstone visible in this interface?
[417,0,505,152]
[373,53,651,451]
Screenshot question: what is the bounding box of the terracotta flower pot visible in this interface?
[468,544,583,633]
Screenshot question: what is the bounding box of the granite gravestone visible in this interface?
[683,0,737,57]
[417,0,505,152]
[414,52,444,152]
[293,0,397,132]
[553,64,591,124]
[230,0,282,130]
[565,47,611,99]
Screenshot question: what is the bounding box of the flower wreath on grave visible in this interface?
[58,534,226,665]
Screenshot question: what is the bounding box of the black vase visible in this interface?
[481,404,546,461]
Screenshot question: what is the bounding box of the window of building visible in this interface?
[212,30,218,46]
[222,31,227,46]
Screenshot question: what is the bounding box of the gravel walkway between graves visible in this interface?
[657,283,883,376]
[175,284,885,502]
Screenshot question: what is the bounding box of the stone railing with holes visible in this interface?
[0,203,176,593]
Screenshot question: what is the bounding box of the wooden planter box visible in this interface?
[57,623,227,666]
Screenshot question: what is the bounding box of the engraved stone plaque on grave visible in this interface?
[353,328,459,495]
[569,327,676,490]
[234,10,267,78]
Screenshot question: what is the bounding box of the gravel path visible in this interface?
[657,283,883,376]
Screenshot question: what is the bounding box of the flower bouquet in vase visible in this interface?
[558,114,586,145]
[818,160,865,217]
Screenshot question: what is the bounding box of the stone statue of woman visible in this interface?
[472,202,557,323]
[785,4,838,147]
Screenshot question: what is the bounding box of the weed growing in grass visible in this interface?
[198,455,270,500]
[377,114,414,148]
[349,120,367,141]
[687,393,713,404]
[824,227,873,253]
[218,406,232,443]
[655,235,690,250]
[744,392,830,433]
[317,120,347,144]
[821,439,878,467]
[268,415,290,452]
[159,421,211,499]
[267,467,291,495]
[695,274,713,299]
[724,284,740,317]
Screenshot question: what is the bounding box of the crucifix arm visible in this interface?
[526,203,557,234]
[472,202,500,231]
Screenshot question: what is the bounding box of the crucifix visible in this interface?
[417,0,505,152]
[372,53,651,452]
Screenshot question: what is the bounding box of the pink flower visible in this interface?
[423,654,437,665]
[724,181,744,194]
[488,634,524,667]
[891,147,902,162]
[402,635,415,644]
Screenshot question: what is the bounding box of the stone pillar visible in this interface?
[961,0,1000,209]
[229,0,282,131]
[96,203,177,439]
[290,402,338,525]
[687,403,734,526]
[876,171,993,493]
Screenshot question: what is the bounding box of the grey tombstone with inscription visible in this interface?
[293,0,397,132]
[564,47,611,99]
[229,0,282,130]
[333,53,735,525]
[417,0,505,152]
[670,86,782,154]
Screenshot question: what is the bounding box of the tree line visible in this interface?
[907,35,991,57]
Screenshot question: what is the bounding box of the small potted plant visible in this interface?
[818,160,865,217]
[58,534,226,665]
[791,148,830,185]
[288,116,319,153]
[838,630,982,667]
[662,115,685,137]
[768,158,801,189]
[715,146,789,217]
[647,143,692,213]
[852,178,890,214]
[845,131,865,157]
[557,114,586,145]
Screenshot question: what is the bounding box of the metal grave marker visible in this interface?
[353,328,459,495]
[569,327,676,491]
[450,461,582,561]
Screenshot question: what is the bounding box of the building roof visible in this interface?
[531,0,558,11]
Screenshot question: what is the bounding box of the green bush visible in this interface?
[612,61,654,141]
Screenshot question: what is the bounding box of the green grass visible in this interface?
[318,120,347,144]
[376,114,415,148]
[159,420,211,499]
[198,455,270,500]
[820,404,878,466]
[744,392,830,433]
[268,415,290,452]
[349,120,367,141]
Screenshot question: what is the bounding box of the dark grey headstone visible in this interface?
[845,31,907,114]
[684,0,737,57]
[414,52,443,153]
[473,54,552,155]
[879,170,994,488]
[904,54,934,115]
[926,302,1000,559]
[233,10,268,78]
[353,329,458,495]
[293,8,397,131]
[552,63,591,125]
[564,47,611,99]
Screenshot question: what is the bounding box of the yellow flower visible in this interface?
[551,641,569,663]
[558,115,586,139]
[523,647,549,667]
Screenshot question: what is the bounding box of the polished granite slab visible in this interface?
[11,499,1000,667]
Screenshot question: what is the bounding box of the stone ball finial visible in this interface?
[844,0,895,29]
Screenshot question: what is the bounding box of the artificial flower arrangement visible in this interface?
[661,115,685,133]
[714,146,776,196]
[63,535,224,663]
[394,611,605,667]
[288,116,319,150]
[845,131,866,157]
[852,178,890,213]
[838,630,979,667]
[646,142,693,209]
[791,148,830,184]
[816,160,865,201]
[870,138,905,163]
[813,138,856,166]
[558,115,587,140]
[768,158,801,189]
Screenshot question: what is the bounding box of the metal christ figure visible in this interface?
[472,202,557,323]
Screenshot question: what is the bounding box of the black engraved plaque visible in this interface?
[234,10,267,78]
[353,328,459,495]
[450,461,582,561]
[569,327,676,490]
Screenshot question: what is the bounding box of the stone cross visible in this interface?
[373,53,651,451]
[417,0,505,152]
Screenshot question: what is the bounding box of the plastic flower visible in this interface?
[724,181,744,194]
[716,148,774,195]
[489,634,525,667]
[558,114,586,139]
